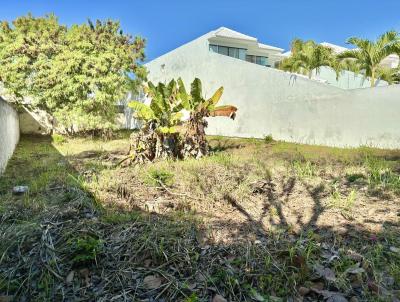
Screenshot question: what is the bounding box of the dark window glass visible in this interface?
[238,49,246,60]
[218,46,228,56]
[228,47,238,58]
[246,55,255,63]
[210,44,247,61]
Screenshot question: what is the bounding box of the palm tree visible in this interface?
[337,31,400,87]
[375,66,400,85]
[280,39,337,79]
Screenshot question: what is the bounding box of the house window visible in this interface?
[246,55,269,66]
[209,44,218,53]
[209,44,247,60]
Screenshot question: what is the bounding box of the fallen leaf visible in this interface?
[0,296,13,302]
[311,288,347,301]
[310,281,324,291]
[327,294,348,302]
[66,270,75,283]
[368,281,389,296]
[212,294,227,302]
[249,288,266,301]
[143,259,152,268]
[143,275,162,289]
[79,268,90,287]
[349,297,359,302]
[345,263,365,275]
[346,250,363,262]
[314,264,336,282]
[298,287,310,296]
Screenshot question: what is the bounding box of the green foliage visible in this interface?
[264,134,274,144]
[128,77,237,161]
[51,133,67,144]
[292,160,317,178]
[145,168,174,187]
[364,156,400,192]
[337,31,400,86]
[128,79,185,135]
[346,173,365,183]
[0,14,146,132]
[279,39,337,78]
[69,235,102,266]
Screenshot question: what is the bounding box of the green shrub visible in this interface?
[264,134,274,144]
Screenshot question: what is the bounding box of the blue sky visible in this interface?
[1,0,400,61]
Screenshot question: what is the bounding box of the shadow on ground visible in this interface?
[0,135,399,301]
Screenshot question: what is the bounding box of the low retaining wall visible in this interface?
[0,98,19,173]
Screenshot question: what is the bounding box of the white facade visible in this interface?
[207,27,285,68]
[143,28,400,149]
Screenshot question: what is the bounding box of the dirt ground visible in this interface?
[1,134,399,301]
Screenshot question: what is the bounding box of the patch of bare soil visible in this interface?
[88,161,399,246]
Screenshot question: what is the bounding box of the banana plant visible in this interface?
[127,77,237,162]
[128,80,184,134]
[178,77,237,158]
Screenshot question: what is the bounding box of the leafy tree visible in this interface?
[279,39,337,79]
[127,78,237,162]
[0,14,146,134]
[337,31,400,87]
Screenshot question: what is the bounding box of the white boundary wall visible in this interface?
[0,98,19,173]
[145,34,400,149]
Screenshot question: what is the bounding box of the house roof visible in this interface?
[258,42,284,52]
[213,27,257,42]
[211,27,284,52]
[320,42,348,54]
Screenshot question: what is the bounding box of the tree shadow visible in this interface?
[1,136,399,301]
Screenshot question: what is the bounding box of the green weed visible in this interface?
[51,133,67,144]
[69,235,103,267]
[292,160,317,178]
[145,167,174,187]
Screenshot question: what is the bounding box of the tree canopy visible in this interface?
[337,31,400,87]
[279,39,337,79]
[0,14,146,133]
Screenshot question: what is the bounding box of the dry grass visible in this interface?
[0,134,399,301]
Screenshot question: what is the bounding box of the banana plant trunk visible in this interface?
[183,112,209,159]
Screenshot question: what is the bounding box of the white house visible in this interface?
[136,26,400,149]
[207,27,285,68]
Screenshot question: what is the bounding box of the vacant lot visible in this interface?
[0,134,399,301]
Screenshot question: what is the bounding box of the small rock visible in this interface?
[12,186,29,195]
[299,287,310,296]
[389,246,400,254]
[349,297,359,302]
[212,294,227,302]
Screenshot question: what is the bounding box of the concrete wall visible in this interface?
[0,98,20,173]
[313,67,387,90]
[19,108,53,135]
[144,34,400,149]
